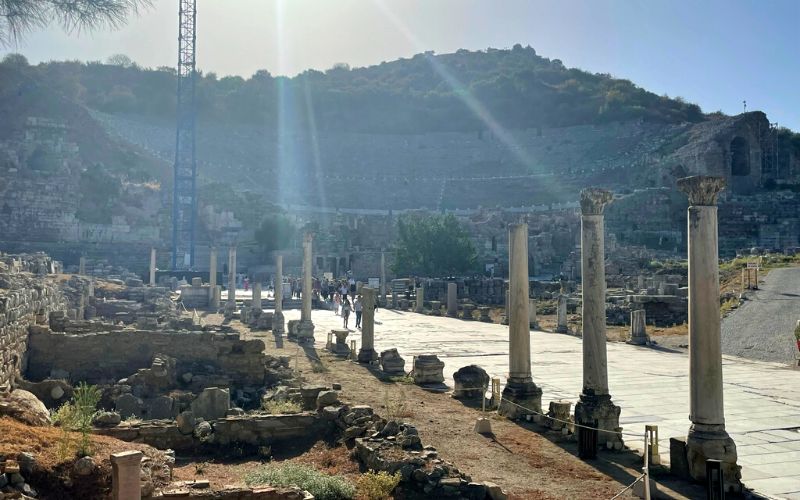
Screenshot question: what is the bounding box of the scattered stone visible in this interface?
[412,354,445,385]
[115,393,143,419]
[176,411,196,435]
[379,348,406,375]
[92,411,122,427]
[18,452,36,476]
[194,421,213,440]
[484,481,508,500]
[0,389,51,426]
[73,456,95,476]
[332,383,342,391]
[226,407,245,416]
[316,390,339,410]
[190,387,230,421]
[453,365,489,399]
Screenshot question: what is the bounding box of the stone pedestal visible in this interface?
[499,223,543,419]
[461,304,476,320]
[415,287,425,313]
[380,348,406,374]
[677,176,740,490]
[453,365,489,399]
[273,254,285,335]
[331,329,351,357]
[447,282,458,317]
[298,234,315,344]
[149,248,156,286]
[529,297,538,329]
[412,354,445,385]
[111,450,143,500]
[547,400,573,432]
[555,295,568,333]
[575,188,622,449]
[628,309,648,345]
[429,300,441,316]
[357,287,378,363]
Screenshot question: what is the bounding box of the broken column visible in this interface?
[575,188,622,449]
[149,248,156,286]
[555,295,568,333]
[357,287,378,363]
[447,282,458,317]
[252,280,262,312]
[296,233,315,342]
[676,175,740,488]
[227,246,237,307]
[629,309,648,345]
[273,254,285,335]
[415,286,425,313]
[111,450,143,500]
[499,223,542,418]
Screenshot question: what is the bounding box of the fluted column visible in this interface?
[499,223,542,419]
[297,233,315,342]
[357,287,378,363]
[677,175,740,487]
[227,246,237,307]
[380,250,387,305]
[273,254,285,334]
[574,188,622,449]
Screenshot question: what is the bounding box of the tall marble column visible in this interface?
[499,223,542,419]
[227,246,237,307]
[415,286,424,313]
[555,294,568,333]
[574,188,622,449]
[209,247,217,287]
[273,254,285,335]
[357,287,378,363]
[149,248,157,286]
[297,233,315,342]
[78,256,86,276]
[528,297,538,329]
[380,250,387,305]
[252,281,262,312]
[677,175,740,487]
[447,282,458,317]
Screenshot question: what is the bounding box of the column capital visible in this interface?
[580,188,613,215]
[677,175,726,206]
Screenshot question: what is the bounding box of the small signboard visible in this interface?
[368,277,380,289]
[323,272,333,281]
[746,261,759,269]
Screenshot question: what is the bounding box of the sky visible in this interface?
[3,0,799,130]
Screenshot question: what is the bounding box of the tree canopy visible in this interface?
[0,0,151,46]
[392,214,477,277]
[254,213,297,256]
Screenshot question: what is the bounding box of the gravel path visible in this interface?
[721,266,800,364]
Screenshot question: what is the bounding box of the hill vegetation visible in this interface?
[4,46,705,134]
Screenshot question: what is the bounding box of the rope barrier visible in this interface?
[609,473,645,500]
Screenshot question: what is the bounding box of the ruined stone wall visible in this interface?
[26,329,270,386]
[0,264,66,388]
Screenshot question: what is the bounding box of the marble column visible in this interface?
[273,254,285,335]
[529,297,538,329]
[357,287,378,363]
[227,246,237,307]
[297,233,315,342]
[252,281,262,312]
[149,248,156,286]
[78,256,86,276]
[574,188,622,449]
[499,223,542,419]
[629,309,647,345]
[209,247,217,287]
[555,294,568,333]
[677,175,740,487]
[447,282,458,317]
[111,450,142,500]
[380,250,387,305]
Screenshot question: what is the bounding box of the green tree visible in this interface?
[392,214,477,277]
[255,213,297,255]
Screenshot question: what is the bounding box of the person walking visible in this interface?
[342,297,351,329]
[333,292,341,316]
[354,295,363,328]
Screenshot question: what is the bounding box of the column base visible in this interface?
[296,319,315,344]
[498,378,542,419]
[574,393,623,450]
[686,423,741,491]
[272,311,285,335]
[357,348,378,364]
[555,325,568,333]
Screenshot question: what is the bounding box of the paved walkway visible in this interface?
[280,307,800,499]
[722,266,800,364]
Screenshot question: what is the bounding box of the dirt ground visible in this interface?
[200,312,706,500]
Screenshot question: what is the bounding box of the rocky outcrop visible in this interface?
[0,389,51,426]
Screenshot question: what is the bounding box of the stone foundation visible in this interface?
[498,380,542,420]
[574,394,623,450]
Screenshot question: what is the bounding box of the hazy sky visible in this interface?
[4,0,799,129]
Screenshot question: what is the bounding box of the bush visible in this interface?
[245,463,355,500]
[52,382,101,457]
[356,470,401,500]
[261,400,302,414]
